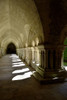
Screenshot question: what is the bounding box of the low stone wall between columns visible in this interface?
[17,45,45,70]
[17,45,67,83]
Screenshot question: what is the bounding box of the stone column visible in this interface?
[31,47,36,69]
[22,48,26,61]
[61,49,64,69]
[25,47,32,65]
[43,45,64,71]
[40,50,46,69]
[0,48,2,57]
[29,48,32,65]
[34,47,40,65]
[34,44,66,80]
[31,47,35,62]
[36,45,46,77]
[21,49,25,60]
[31,46,41,69]
[44,44,66,78]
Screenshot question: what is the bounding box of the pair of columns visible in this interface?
[17,45,65,79]
[18,47,41,68]
[36,44,66,79]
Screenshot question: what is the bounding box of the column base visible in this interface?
[36,66,45,77]
[33,67,67,84]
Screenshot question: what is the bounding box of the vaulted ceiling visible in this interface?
[0,0,67,53]
[0,0,44,50]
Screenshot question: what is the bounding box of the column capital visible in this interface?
[37,45,45,51]
[44,44,64,50]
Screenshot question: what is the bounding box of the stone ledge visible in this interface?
[33,71,66,84]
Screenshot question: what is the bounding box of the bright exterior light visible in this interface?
[12,68,29,74]
[12,71,32,81]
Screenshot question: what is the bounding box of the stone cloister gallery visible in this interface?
[0,0,67,100]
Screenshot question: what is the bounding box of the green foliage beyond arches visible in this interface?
[64,38,67,65]
[64,38,67,45]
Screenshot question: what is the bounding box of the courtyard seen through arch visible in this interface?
[63,38,67,71]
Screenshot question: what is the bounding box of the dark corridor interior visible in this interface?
[6,43,16,54]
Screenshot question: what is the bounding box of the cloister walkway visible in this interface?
[0,54,67,100]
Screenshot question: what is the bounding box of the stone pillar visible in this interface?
[43,45,66,79]
[31,47,36,69]
[31,46,41,69]
[22,48,26,61]
[21,49,25,60]
[0,48,2,57]
[25,47,32,65]
[43,45,64,71]
[34,44,66,80]
[40,50,45,69]
[29,48,32,65]
[36,45,46,77]
[61,49,64,69]
[31,47,35,62]
[34,47,40,65]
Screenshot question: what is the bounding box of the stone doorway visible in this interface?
[6,43,16,54]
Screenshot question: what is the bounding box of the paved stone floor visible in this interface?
[0,54,67,100]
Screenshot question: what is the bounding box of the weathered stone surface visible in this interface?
[0,0,44,54]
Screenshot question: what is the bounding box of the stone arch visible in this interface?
[1,38,19,55]
[0,0,45,50]
[60,25,67,69]
[28,30,44,47]
[60,25,67,44]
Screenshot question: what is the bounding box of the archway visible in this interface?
[63,38,67,71]
[6,43,16,54]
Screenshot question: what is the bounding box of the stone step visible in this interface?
[33,72,66,84]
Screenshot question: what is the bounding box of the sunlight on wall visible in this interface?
[35,37,39,46]
[32,41,35,47]
[25,43,28,47]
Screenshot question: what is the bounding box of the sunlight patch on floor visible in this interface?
[12,59,21,62]
[12,68,29,74]
[10,54,25,67]
[64,66,67,71]
[10,54,19,58]
[12,63,25,67]
[12,71,32,81]
[12,62,24,65]
[10,54,35,81]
